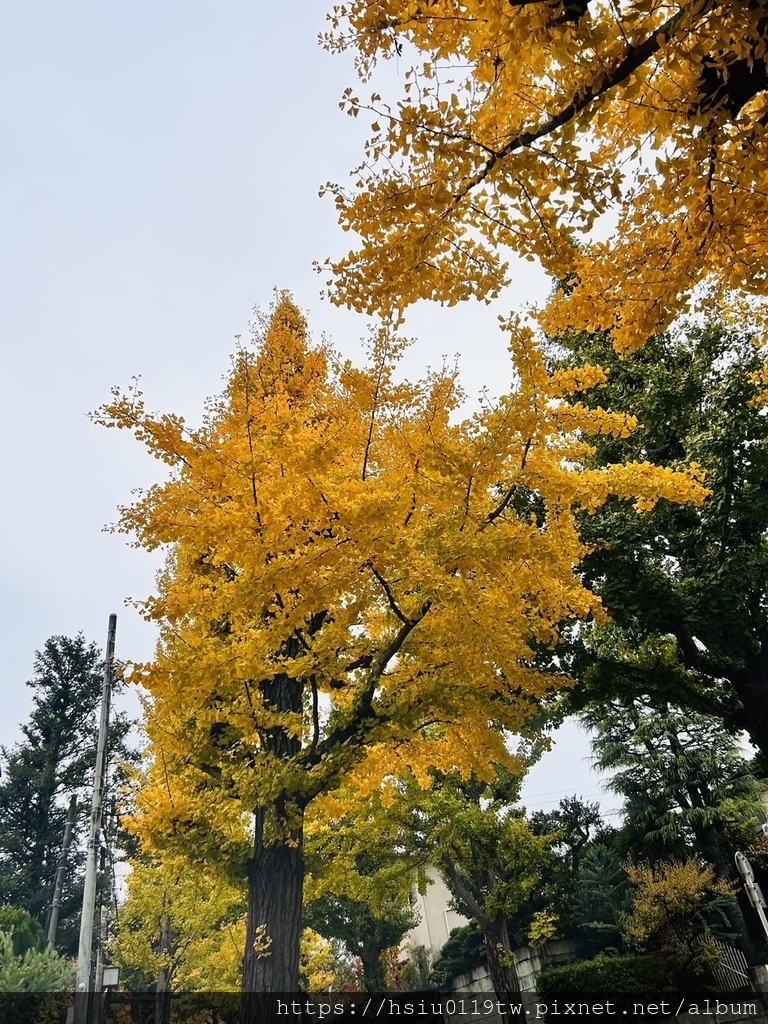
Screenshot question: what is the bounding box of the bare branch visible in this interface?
[298,598,432,783]
[460,474,474,532]
[369,599,432,690]
[362,342,389,481]
[309,676,320,760]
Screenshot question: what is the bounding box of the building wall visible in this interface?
[404,865,469,955]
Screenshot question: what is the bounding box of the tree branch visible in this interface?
[443,860,486,926]
[362,344,389,482]
[309,677,320,761]
[460,474,474,532]
[481,436,533,530]
[367,561,410,624]
[456,0,714,202]
[298,599,432,781]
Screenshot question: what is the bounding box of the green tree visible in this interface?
[304,810,419,992]
[0,909,46,959]
[304,893,416,991]
[530,796,603,875]
[413,771,553,1008]
[429,922,486,988]
[557,322,768,757]
[585,696,760,959]
[526,797,628,956]
[305,760,551,1006]
[0,930,73,992]
[0,635,134,955]
[587,698,758,858]
[569,843,632,956]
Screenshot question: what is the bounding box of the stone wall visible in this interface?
[441,947,768,1024]
[442,940,578,1024]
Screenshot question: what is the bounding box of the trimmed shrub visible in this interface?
[537,952,676,1000]
[430,921,486,987]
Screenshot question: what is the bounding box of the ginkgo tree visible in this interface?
[323,0,768,350]
[96,295,705,1007]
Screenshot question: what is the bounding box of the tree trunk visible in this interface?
[483,913,523,1022]
[361,951,386,992]
[732,668,768,759]
[240,803,304,1024]
[154,910,172,1024]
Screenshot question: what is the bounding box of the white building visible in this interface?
[404,865,469,955]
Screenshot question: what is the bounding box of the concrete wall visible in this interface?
[442,952,768,1024]
[404,866,469,957]
[442,941,578,1024]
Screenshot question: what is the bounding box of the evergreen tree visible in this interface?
[304,893,416,992]
[0,634,133,955]
[529,796,604,875]
[585,696,761,959]
[586,698,758,864]
[556,321,768,756]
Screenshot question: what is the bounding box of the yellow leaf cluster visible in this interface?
[622,859,735,974]
[98,296,706,859]
[112,855,246,991]
[323,0,768,347]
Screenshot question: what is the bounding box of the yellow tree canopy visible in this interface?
[114,853,342,992]
[96,297,704,869]
[113,855,246,991]
[323,0,768,350]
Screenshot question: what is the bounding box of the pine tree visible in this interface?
[586,696,760,960]
[0,635,133,955]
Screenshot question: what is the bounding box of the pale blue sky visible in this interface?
[0,0,615,814]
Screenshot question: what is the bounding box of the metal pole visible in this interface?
[47,793,78,946]
[736,851,768,941]
[75,614,117,1024]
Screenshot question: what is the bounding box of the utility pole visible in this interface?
[74,614,117,1024]
[46,792,78,946]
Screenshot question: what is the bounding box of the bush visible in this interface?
[0,909,46,958]
[0,931,73,992]
[537,953,676,1000]
[429,921,486,987]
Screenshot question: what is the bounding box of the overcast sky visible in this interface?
[0,0,617,818]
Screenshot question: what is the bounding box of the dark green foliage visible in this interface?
[585,697,759,863]
[517,799,628,958]
[530,796,604,874]
[0,908,46,958]
[568,844,632,958]
[536,953,675,999]
[400,944,436,990]
[555,323,768,755]
[303,893,417,992]
[0,635,135,955]
[429,921,486,987]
